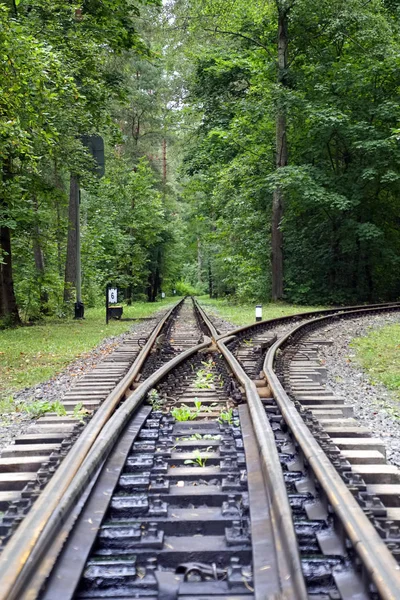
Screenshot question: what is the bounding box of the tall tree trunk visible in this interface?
[197,238,202,283]
[162,138,167,186]
[54,161,65,278]
[208,259,213,298]
[33,197,49,313]
[0,160,20,325]
[0,224,20,324]
[271,5,289,301]
[55,197,63,278]
[147,247,162,302]
[64,175,79,302]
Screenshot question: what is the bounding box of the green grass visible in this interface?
[196,295,328,326]
[0,298,175,398]
[351,324,400,402]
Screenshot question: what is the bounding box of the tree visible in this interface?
[0,5,80,323]
[0,0,162,324]
[168,0,400,303]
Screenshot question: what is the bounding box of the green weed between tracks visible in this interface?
[0,397,90,424]
[0,299,174,401]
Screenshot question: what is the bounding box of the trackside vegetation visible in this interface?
[197,297,328,326]
[351,324,400,403]
[1,0,399,330]
[0,300,173,398]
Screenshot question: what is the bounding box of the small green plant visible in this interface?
[203,434,222,441]
[243,339,253,347]
[171,406,192,421]
[201,360,215,369]
[194,368,214,389]
[171,400,202,421]
[147,388,163,411]
[216,374,224,388]
[0,395,18,414]
[194,399,202,413]
[219,408,234,425]
[184,447,212,467]
[72,402,91,423]
[24,399,67,418]
[176,433,203,441]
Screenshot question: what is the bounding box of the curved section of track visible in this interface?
[2,298,400,600]
[262,304,400,599]
[0,298,309,600]
[0,298,208,594]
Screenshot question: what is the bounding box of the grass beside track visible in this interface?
[351,323,400,403]
[196,296,328,326]
[0,299,175,400]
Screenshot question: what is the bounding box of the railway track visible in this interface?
[0,298,206,547]
[1,299,400,599]
[267,308,400,550]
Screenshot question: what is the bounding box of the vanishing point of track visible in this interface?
[1,298,400,599]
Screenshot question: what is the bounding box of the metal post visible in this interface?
[74,183,84,319]
[255,305,262,322]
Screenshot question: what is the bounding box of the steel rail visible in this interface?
[193,300,307,599]
[192,296,220,340]
[37,406,153,600]
[217,335,307,600]
[12,341,209,600]
[263,305,400,600]
[213,301,400,341]
[0,298,184,600]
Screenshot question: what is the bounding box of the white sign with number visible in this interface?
[108,288,118,304]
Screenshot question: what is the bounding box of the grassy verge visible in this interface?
[196,295,328,326]
[351,324,400,402]
[0,298,175,398]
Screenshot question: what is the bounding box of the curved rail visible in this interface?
[0,299,185,600]
[213,300,400,341]
[4,298,305,600]
[3,298,399,599]
[194,299,307,599]
[12,340,210,600]
[192,296,220,340]
[263,304,400,599]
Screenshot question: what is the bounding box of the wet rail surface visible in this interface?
[199,300,400,598]
[1,299,400,600]
[269,309,400,550]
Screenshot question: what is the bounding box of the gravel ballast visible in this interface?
[316,312,400,466]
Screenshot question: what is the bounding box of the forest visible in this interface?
[1,0,400,328]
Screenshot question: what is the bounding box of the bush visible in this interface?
[174,280,204,296]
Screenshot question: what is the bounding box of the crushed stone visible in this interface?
[317,311,400,466]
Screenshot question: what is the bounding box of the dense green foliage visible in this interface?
[0,0,180,325]
[174,0,400,303]
[1,0,400,327]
